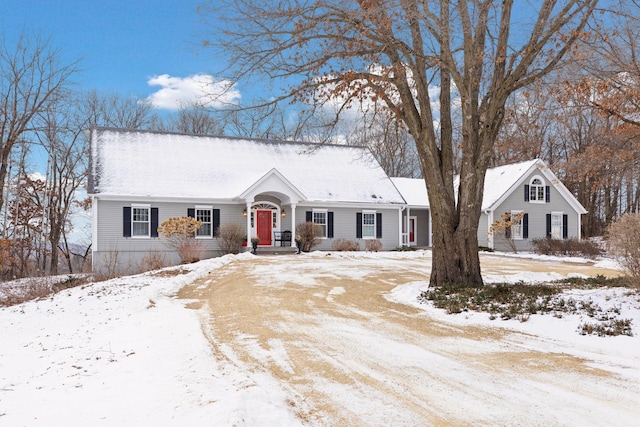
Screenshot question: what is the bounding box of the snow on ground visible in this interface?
[1,250,638,426]
[388,278,640,375]
[0,253,301,426]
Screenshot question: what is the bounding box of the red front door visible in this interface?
[256,210,272,245]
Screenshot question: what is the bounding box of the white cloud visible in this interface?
[145,74,241,110]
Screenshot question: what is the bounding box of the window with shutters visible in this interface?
[551,212,563,239]
[529,176,546,203]
[132,205,150,237]
[196,207,213,238]
[313,209,327,238]
[511,210,524,240]
[362,211,376,239]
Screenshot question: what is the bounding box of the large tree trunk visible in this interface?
[429,206,484,287]
[424,153,488,288]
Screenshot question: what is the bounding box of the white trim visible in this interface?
[551,211,564,240]
[362,210,376,239]
[528,175,546,204]
[89,194,237,204]
[511,210,524,240]
[131,204,151,238]
[398,207,404,247]
[408,215,418,246]
[298,201,403,210]
[194,206,214,239]
[577,212,582,240]
[250,201,280,246]
[290,204,297,247]
[239,168,306,203]
[245,201,253,249]
[312,208,328,239]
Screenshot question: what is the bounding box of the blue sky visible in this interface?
[0,0,240,108]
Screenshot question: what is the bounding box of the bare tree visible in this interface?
[348,111,421,178]
[203,0,598,286]
[218,102,335,142]
[36,94,90,275]
[164,105,225,135]
[38,89,156,274]
[0,32,78,217]
[585,1,640,129]
[79,90,157,130]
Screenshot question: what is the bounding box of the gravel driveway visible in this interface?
[179,252,638,426]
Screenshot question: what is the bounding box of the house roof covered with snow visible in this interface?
[390,177,429,207]
[392,159,587,214]
[88,128,405,204]
[480,159,540,210]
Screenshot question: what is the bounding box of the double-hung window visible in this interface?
[511,210,524,240]
[313,209,328,238]
[132,205,150,237]
[196,207,213,238]
[362,211,376,239]
[551,212,563,239]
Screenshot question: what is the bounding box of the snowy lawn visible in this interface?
[1,250,639,426]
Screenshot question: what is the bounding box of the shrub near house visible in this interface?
[157,216,203,264]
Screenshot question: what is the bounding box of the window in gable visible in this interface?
[529,177,545,202]
[526,175,551,203]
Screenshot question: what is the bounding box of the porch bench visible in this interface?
[274,230,292,246]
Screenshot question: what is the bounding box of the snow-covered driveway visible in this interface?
[1,251,638,426]
[180,252,640,426]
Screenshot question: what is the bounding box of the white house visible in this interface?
[88,128,587,273]
[88,127,407,273]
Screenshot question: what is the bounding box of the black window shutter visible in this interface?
[123,207,131,237]
[306,211,312,222]
[562,214,568,239]
[356,213,363,238]
[376,213,382,238]
[524,185,530,202]
[328,212,334,238]
[187,208,197,237]
[545,186,550,203]
[546,214,552,238]
[213,209,221,236]
[151,208,159,238]
[523,213,529,239]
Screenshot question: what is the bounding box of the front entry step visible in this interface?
[255,246,298,255]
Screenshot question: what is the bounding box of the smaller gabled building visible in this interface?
[392,159,588,251]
